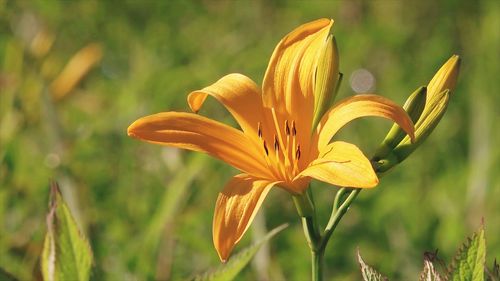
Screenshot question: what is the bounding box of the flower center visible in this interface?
[257,108,301,182]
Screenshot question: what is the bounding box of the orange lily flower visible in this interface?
[128,19,415,262]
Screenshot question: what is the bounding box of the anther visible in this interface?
[291,120,297,136]
[263,140,269,156]
[296,145,301,160]
[257,122,262,139]
[285,120,290,136]
[274,135,279,152]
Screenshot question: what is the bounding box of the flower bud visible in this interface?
[373,86,426,160]
[312,35,339,129]
[394,89,450,159]
[396,55,460,153]
[426,55,460,101]
[374,55,460,172]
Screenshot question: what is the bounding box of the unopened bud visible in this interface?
[373,55,460,171]
[394,89,450,159]
[426,55,460,102]
[394,55,460,156]
[312,35,339,130]
[373,86,426,160]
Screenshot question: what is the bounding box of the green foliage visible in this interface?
[0,267,18,281]
[190,224,287,281]
[40,182,93,281]
[359,224,495,281]
[448,224,486,281]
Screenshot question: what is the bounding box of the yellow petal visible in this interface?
[213,174,275,262]
[187,73,265,138]
[315,95,415,150]
[127,112,271,178]
[297,141,378,188]
[262,18,333,143]
[427,55,460,101]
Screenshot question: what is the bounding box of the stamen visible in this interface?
[291,120,297,164]
[270,108,287,161]
[257,122,262,139]
[285,120,290,136]
[263,140,269,156]
[296,145,301,160]
[274,135,279,152]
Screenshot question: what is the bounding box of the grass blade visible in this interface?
[190,223,288,281]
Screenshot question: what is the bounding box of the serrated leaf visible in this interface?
[357,250,389,281]
[419,252,443,281]
[41,182,93,281]
[189,224,288,281]
[448,224,486,281]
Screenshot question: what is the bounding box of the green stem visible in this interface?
[319,161,388,251]
[293,189,323,280]
[302,215,324,281]
[299,216,321,251]
[320,189,360,251]
[332,187,348,214]
[297,159,392,279]
[311,249,324,281]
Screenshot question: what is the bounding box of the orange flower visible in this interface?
[128,19,414,262]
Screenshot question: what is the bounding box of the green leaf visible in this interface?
[189,224,288,281]
[357,250,389,281]
[419,251,444,281]
[41,182,93,281]
[448,224,486,281]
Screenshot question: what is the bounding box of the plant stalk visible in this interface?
[311,249,324,281]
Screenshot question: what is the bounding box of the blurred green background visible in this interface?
[1,0,499,280]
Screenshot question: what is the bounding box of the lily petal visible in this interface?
[213,174,275,262]
[128,112,271,178]
[187,73,265,138]
[298,141,378,188]
[262,18,334,150]
[316,94,415,150]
